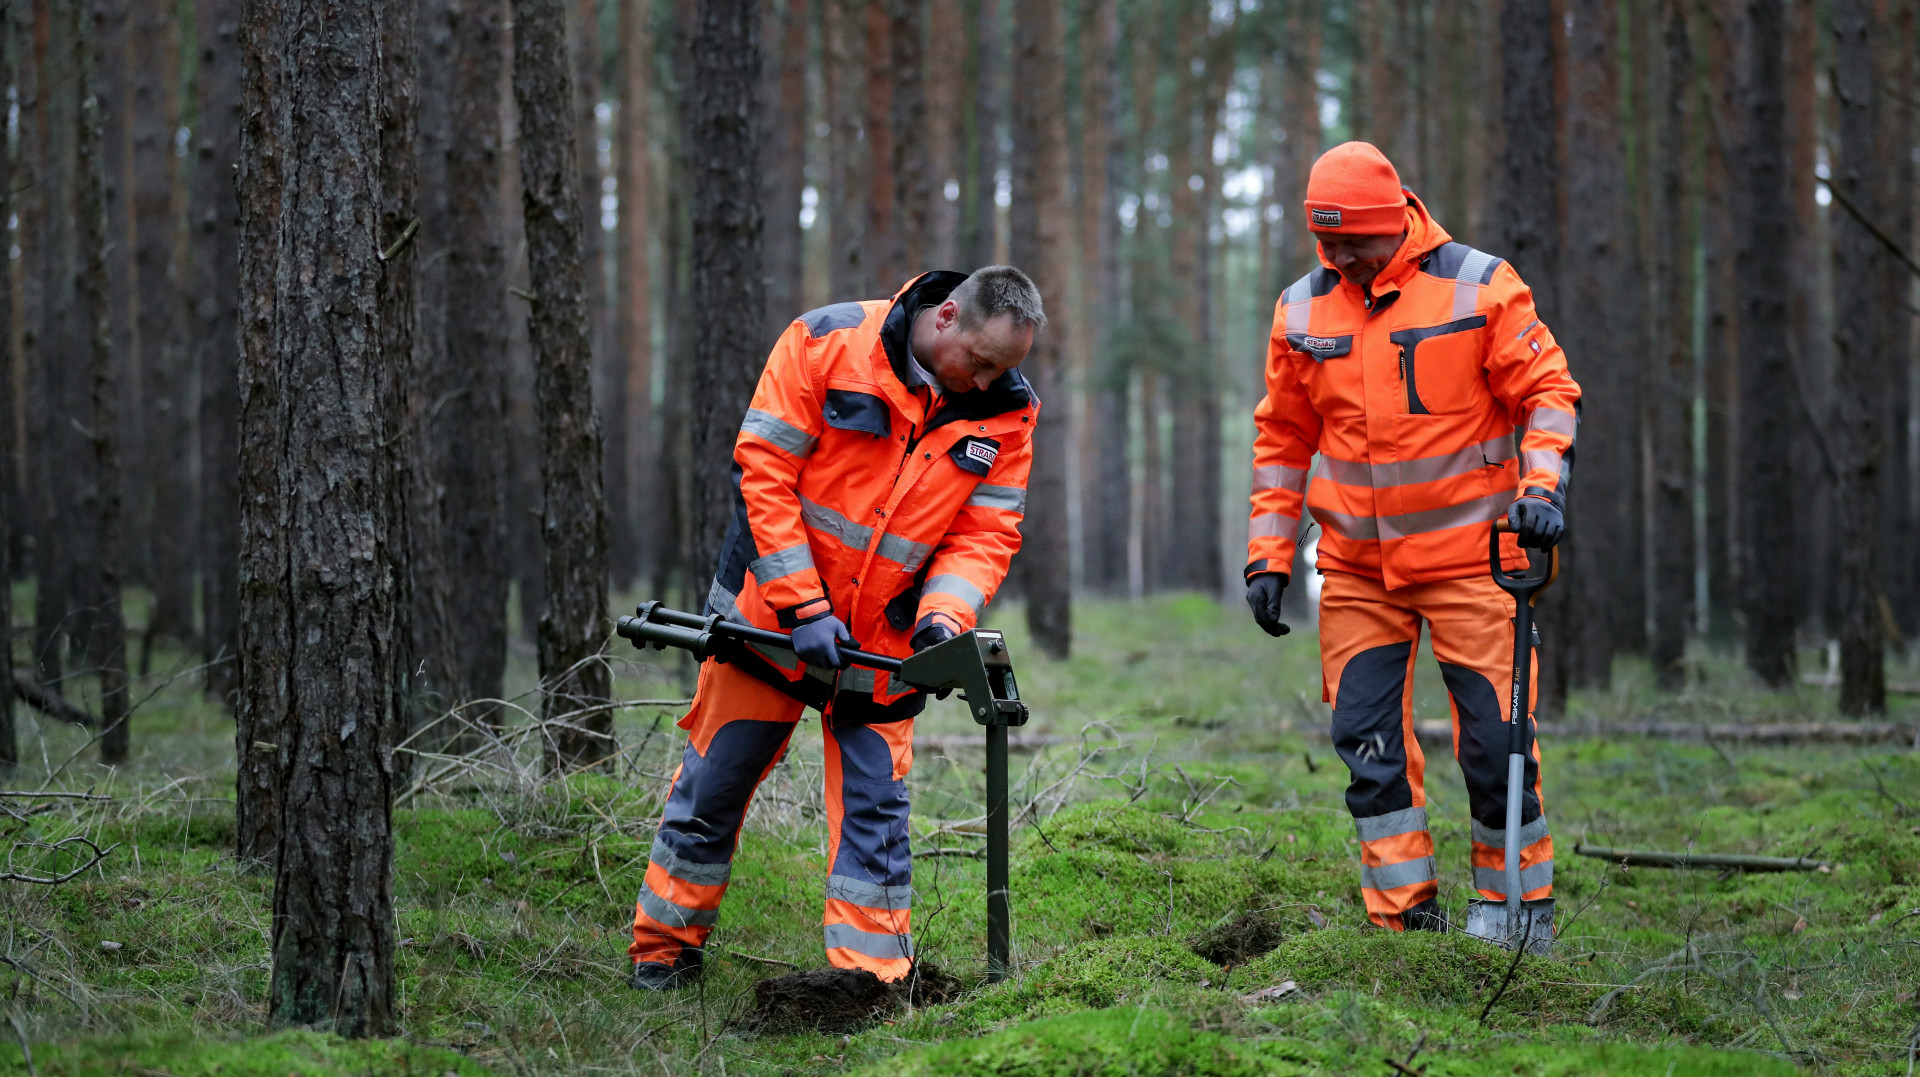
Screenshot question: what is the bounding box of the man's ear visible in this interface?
[937,299,960,330]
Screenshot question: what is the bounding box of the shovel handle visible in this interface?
[1490,517,1559,600]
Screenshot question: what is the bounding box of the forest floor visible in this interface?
[2,589,1918,1076]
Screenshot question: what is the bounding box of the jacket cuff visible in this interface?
[1244,559,1289,582]
[776,595,833,628]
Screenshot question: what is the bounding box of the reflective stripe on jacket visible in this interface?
[707,271,1038,707]
[1246,191,1582,589]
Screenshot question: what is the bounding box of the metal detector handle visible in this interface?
[615,601,904,674]
[1489,516,1559,600]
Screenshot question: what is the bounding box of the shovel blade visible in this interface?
[1463,898,1555,956]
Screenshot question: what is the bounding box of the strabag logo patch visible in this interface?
[1303,336,1338,351]
[950,435,1002,477]
[1310,207,1343,227]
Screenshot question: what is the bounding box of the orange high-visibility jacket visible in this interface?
[706,271,1038,715]
[1246,192,1581,590]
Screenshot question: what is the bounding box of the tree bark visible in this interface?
[442,0,511,729]
[1830,0,1886,714]
[1647,0,1695,690]
[77,0,130,765]
[0,0,16,775]
[889,0,929,277]
[682,0,764,607]
[1734,0,1798,687]
[927,0,961,266]
[238,0,401,1035]
[131,0,194,648]
[863,2,897,288]
[1009,0,1069,656]
[1696,0,1740,640]
[1561,0,1627,687]
[514,0,613,771]
[1279,0,1322,279]
[962,0,1000,270]
[94,0,136,608]
[617,0,656,593]
[32,0,80,694]
[758,0,804,337]
[1080,0,1126,594]
[823,0,866,296]
[1496,0,1565,717]
[195,0,243,710]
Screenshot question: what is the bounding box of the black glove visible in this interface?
[1245,572,1291,637]
[1507,495,1565,550]
[909,616,956,653]
[791,612,853,669]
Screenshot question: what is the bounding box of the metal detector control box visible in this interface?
[897,629,1028,727]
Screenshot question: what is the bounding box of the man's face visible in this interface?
[920,300,1035,393]
[1312,229,1408,291]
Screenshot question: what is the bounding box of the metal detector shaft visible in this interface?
[616,601,1029,982]
[1489,519,1558,934]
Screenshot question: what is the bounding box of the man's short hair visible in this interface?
[950,265,1047,332]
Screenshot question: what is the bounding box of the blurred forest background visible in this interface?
[3,0,1918,780]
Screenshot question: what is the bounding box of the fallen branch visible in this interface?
[0,791,110,800]
[913,847,984,860]
[10,673,93,728]
[1,837,120,885]
[1573,844,1832,873]
[1416,719,1915,745]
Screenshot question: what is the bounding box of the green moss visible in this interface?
[0,1029,496,1077]
[944,937,1221,1031]
[852,1007,1286,1077]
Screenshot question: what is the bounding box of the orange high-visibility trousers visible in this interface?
[1318,569,1553,930]
[629,659,917,982]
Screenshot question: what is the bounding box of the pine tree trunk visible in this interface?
[1496,0,1565,717]
[863,2,897,288]
[0,0,17,775]
[823,0,866,296]
[927,0,961,266]
[759,0,803,336]
[443,0,511,728]
[1280,1,1320,277]
[1783,0,1827,639]
[131,0,194,648]
[33,0,80,694]
[238,0,402,1034]
[1080,0,1127,594]
[94,0,137,613]
[682,0,764,605]
[1648,0,1695,690]
[502,16,547,641]
[514,0,613,771]
[1830,0,1886,714]
[1562,0,1625,688]
[617,0,655,593]
[1164,4,1203,592]
[889,0,929,275]
[1697,0,1740,640]
[1009,0,1069,656]
[1734,0,1798,687]
[195,0,243,712]
[77,0,130,764]
[962,0,1000,271]
[1874,0,1914,639]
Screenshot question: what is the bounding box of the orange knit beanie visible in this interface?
[1303,141,1407,234]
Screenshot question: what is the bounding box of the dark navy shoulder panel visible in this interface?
[822,388,892,437]
[1309,266,1342,296]
[1419,242,1504,285]
[800,302,868,337]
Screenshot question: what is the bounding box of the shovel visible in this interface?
[1462,517,1558,956]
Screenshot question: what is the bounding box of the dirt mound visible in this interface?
[742,963,963,1034]
[1189,911,1287,965]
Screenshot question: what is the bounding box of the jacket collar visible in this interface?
[876,270,1036,425]
[1317,189,1454,301]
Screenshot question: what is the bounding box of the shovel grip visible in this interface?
[1490,517,1559,600]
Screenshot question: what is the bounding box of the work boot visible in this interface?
[1401,898,1449,933]
[629,948,703,992]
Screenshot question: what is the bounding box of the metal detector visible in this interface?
[615,602,1029,982]
[1461,519,1559,956]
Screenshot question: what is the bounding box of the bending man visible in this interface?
[629,266,1045,988]
[1243,142,1581,932]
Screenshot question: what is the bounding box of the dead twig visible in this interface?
[0,790,109,800]
[1572,844,1832,873]
[1477,905,1535,1026]
[10,672,92,728]
[1,837,119,885]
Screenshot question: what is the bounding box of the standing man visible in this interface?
[629,266,1046,989]
[1243,143,1580,933]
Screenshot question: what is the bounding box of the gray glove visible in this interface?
[791,613,853,669]
[1507,496,1565,550]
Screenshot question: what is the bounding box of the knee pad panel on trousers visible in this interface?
[659,718,795,863]
[1441,661,1543,831]
[1331,641,1416,819]
[829,723,913,886]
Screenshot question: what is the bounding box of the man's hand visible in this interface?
[1507,495,1565,550]
[791,612,854,669]
[910,615,957,653]
[1245,573,1291,637]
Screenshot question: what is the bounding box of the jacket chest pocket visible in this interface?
[1388,316,1488,415]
